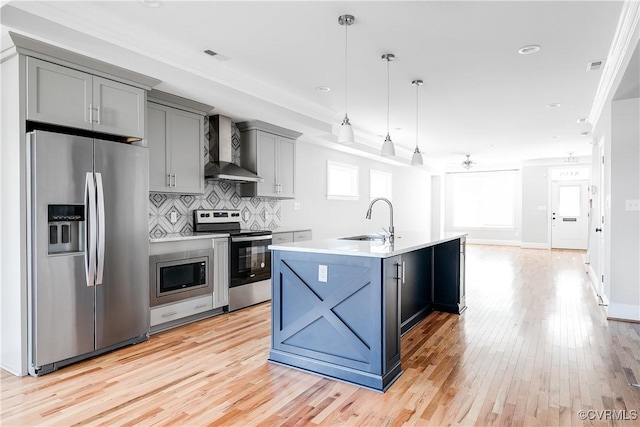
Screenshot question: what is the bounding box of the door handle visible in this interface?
[95,173,105,285]
[84,173,97,287]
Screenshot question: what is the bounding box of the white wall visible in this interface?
[608,97,640,320]
[1,53,28,375]
[521,166,550,247]
[280,141,431,240]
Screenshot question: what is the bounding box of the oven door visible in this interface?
[230,235,272,287]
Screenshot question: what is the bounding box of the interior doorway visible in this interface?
[551,179,589,249]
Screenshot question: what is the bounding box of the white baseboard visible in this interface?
[607,302,640,322]
[520,242,550,249]
[466,239,521,247]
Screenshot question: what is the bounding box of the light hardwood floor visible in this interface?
[2,246,639,426]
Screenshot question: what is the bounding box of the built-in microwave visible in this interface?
[149,249,214,307]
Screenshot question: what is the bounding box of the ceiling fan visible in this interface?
[461,154,475,170]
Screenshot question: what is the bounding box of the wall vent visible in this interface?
[587,59,605,71]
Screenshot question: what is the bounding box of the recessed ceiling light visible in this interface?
[546,103,561,108]
[577,117,588,124]
[140,0,161,7]
[204,50,217,56]
[518,44,541,55]
[580,131,591,136]
[552,136,560,139]
[316,86,331,92]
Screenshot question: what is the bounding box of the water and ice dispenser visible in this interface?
[47,205,85,254]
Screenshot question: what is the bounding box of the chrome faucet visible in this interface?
[366,197,394,242]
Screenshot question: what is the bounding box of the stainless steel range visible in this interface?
[193,209,272,311]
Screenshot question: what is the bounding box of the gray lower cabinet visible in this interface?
[238,121,302,199]
[147,101,204,194]
[26,57,145,138]
[213,238,229,308]
[272,230,312,245]
[149,237,227,332]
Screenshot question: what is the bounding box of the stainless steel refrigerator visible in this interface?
[27,130,149,376]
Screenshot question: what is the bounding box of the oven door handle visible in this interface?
[231,235,272,243]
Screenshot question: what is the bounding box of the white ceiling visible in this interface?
[0,1,626,169]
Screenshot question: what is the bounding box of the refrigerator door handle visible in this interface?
[85,172,97,287]
[95,173,106,285]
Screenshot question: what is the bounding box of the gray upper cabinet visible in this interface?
[147,101,204,194]
[238,121,302,199]
[26,57,145,138]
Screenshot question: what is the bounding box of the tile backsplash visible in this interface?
[149,121,281,237]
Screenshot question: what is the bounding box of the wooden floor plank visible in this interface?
[2,246,639,426]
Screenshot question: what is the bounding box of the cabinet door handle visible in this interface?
[173,174,177,188]
[161,311,178,318]
[95,105,101,124]
[402,261,405,284]
[167,174,171,187]
[194,304,207,309]
[89,103,93,123]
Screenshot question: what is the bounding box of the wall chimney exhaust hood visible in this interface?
[205,115,263,183]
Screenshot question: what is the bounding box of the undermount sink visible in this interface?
[339,234,387,241]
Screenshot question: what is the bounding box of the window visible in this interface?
[327,161,359,200]
[450,170,517,228]
[370,169,392,201]
[558,185,581,217]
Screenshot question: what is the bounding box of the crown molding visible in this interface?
[589,1,640,126]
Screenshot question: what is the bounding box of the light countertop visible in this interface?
[268,232,466,258]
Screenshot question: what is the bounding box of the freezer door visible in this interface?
[30,131,95,368]
[94,140,149,348]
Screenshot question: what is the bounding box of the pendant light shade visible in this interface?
[381,53,395,157]
[411,148,424,166]
[411,79,424,166]
[338,14,355,144]
[338,115,355,143]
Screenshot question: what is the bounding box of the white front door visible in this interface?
[551,180,589,249]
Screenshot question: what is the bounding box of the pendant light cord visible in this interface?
[386,57,390,136]
[344,21,348,115]
[415,82,419,150]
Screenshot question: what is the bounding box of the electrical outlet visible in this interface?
[318,265,328,282]
[625,199,640,211]
[243,211,250,221]
[170,212,177,224]
[294,202,301,210]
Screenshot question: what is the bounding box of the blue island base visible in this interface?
[269,350,403,392]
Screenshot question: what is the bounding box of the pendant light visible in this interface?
[411,79,424,166]
[381,53,396,156]
[338,14,355,144]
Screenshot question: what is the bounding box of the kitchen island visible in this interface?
[268,233,466,392]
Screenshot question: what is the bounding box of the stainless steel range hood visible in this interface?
[205,115,263,183]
